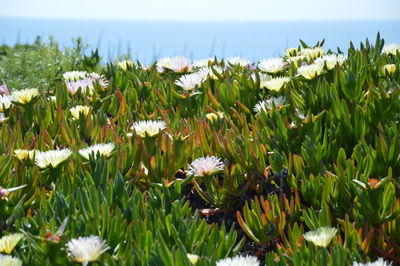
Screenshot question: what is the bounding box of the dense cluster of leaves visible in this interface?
[0,34,399,265]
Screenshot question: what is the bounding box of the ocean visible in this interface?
[0,18,399,63]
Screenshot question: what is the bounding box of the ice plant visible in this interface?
[13,149,36,161]
[186,156,224,177]
[0,254,22,266]
[70,105,91,120]
[0,95,13,111]
[226,56,251,67]
[11,88,39,104]
[298,63,324,80]
[352,258,392,266]
[303,226,337,247]
[66,235,110,265]
[261,76,290,91]
[65,72,108,95]
[216,255,259,266]
[157,56,191,72]
[196,66,223,80]
[300,47,324,59]
[315,54,347,70]
[0,233,24,254]
[131,120,167,138]
[79,143,115,160]
[258,57,286,73]
[35,149,72,168]
[254,96,285,114]
[192,57,215,68]
[175,73,204,91]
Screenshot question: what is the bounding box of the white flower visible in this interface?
[70,105,91,120]
[131,120,166,138]
[226,57,251,67]
[192,58,216,68]
[63,71,88,81]
[79,143,115,160]
[300,47,324,59]
[175,73,205,91]
[35,149,72,168]
[314,54,346,70]
[0,95,13,111]
[117,60,134,71]
[216,255,259,266]
[196,66,224,80]
[66,235,110,265]
[14,149,36,161]
[286,55,306,68]
[186,156,224,177]
[0,254,22,266]
[0,113,6,123]
[382,43,400,55]
[0,233,24,254]
[352,258,392,266]
[382,64,396,75]
[11,88,39,104]
[187,253,199,265]
[258,57,286,73]
[65,73,108,96]
[298,63,324,80]
[254,96,285,114]
[157,56,191,72]
[261,77,290,91]
[303,226,337,247]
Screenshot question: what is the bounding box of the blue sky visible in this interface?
[1,0,400,21]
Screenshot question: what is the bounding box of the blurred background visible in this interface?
[1,0,399,63]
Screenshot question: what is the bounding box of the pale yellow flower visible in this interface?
[35,149,72,168]
[382,43,400,55]
[187,254,199,265]
[382,64,396,75]
[315,54,347,70]
[205,111,224,123]
[285,47,299,57]
[66,235,109,265]
[13,149,36,161]
[118,60,134,71]
[261,77,290,91]
[11,88,39,104]
[70,105,91,120]
[300,47,324,60]
[0,233,24,254]
[79,143,115,160]
[286,55,305,67]
[298,63,324,80]
[0,254,22,266]
[303,226,337,247]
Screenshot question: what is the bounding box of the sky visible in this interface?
[1,0,400,21]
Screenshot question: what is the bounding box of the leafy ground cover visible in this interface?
[0,34,399,265]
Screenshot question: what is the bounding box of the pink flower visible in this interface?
[0,84,9,95]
